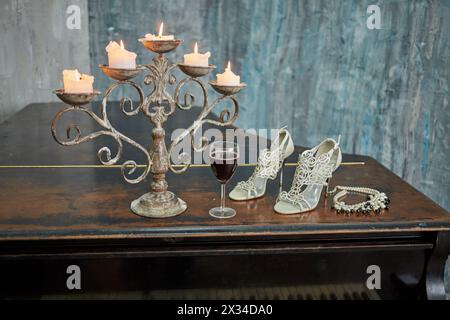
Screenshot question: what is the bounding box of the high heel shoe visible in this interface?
[229,127,294,201]
[274,136,342,214]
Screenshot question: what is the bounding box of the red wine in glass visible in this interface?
[210,150,238,183]
[209,141,239,219]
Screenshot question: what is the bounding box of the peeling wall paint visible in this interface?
[0,0,90,123]
[87,0,449,211]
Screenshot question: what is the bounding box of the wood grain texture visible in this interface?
[87,0,450,212]
[0,103,448,242]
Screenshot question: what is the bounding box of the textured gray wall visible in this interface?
[0,0,90,123]
[88,0,449,211]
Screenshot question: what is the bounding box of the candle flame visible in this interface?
[227,61,231,70]
[194,42,198,54]
[120,40,124,49]
[158,22,164,37]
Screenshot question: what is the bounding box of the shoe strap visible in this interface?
[278,145,336,209]
[235,127,293,195]
[254,148,285,180]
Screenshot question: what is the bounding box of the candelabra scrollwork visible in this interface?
[168,87,241,174]
[53,38,245,218]
[174,77,208,111]
[52,79,152,184]
[142,55,178,118]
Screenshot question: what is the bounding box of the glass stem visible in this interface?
[220,183,226,211]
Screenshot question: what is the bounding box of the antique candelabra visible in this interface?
[52,37,246,218]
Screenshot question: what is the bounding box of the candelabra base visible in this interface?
[130,191,187,218]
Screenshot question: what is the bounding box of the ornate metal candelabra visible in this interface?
[52,38,246,218]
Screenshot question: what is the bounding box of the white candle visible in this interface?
[216,61,240,86]
[63,69,94,94]
[145,22,175,41]
[183,42,210,67]
[106,40,137,69]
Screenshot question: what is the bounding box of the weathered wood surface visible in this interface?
[0,103,448,242]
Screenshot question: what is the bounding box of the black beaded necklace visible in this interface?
[329,186,390,216]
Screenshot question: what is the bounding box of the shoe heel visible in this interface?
[324,176,338,199]
[278,159,287,196]
[325,177,331,198]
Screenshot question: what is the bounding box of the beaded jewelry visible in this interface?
[329,186,390,215]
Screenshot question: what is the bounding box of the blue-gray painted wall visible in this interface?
[88,0,450,211]
[0,0,90,123]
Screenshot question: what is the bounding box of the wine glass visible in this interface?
[209,141,240,219]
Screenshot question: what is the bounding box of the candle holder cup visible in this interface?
[178,64,216,78]
[53,89,101,106]
[52,36,245,219]
[99,64,145,81]
[209,81,247,96]
[138,38,182,54]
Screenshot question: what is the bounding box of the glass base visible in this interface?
[209,207,236,219]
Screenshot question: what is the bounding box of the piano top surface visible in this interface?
[0,103,448,243]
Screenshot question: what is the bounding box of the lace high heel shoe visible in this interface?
[229,127,294,201]
[274,137,342,214]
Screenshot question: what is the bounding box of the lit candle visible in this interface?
[216,61,240,86]
[145,22,175,41]
[183,42,210,67]
[106,40,137,69]
[63,69,94,94]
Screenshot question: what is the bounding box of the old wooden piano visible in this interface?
[0,103,448,299]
